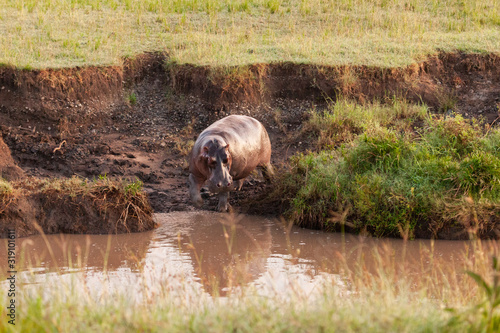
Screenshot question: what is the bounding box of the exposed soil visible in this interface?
[1,52,499,237]
[0,137,24,181]
[0,178,156,238]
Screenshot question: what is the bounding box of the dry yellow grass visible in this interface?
[0,0,499,68]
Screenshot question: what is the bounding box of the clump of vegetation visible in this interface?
[303,98,428,148]
[436,88,458,114]
[174,139,195,157]
[0,178,13,196]
[449,256,500,332]
[1,176,155,236]
[127,92,138,105]
[172,119,196,157]
[277,99,500,238]
[40,175,154,231]
[38,175,90,196]
[0,178,15,214]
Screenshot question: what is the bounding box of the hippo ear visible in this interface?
[225,144,230,151]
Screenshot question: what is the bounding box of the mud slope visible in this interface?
[1,51,499,217]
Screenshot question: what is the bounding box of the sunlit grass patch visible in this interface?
[0,178,15,215]
[0,0,499,68]
[304,97,428,148]
[20,175,147,200]
[0,280,452,332]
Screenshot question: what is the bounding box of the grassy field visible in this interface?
[275,98,500,238]
[1,0,499,68]
[1,237,500,332]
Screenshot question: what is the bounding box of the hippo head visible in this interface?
[200,140,233,193]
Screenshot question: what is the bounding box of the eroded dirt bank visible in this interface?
[0,178,156,238]
[1,52,499,237]
[1,134,155,237]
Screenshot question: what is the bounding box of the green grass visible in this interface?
[127,92,137,105]
[0,286,451,332]
[278,99,500,237]
[0,0,499,68]
[304,97,428,148]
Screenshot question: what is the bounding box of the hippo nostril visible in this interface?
[227,182,232,187]
[217,183,221,188]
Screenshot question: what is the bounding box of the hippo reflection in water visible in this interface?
[188,115,274,212]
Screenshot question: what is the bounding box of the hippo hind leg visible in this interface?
[217,191,231,212]
[189,173,204,208]
[260,163,275,183]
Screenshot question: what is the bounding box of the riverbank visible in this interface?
[1,51,500,238]
[273,103,500,239]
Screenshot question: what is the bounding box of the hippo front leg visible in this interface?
[217,191,231,212]
[189,173,205,208]
[234,178,244,191]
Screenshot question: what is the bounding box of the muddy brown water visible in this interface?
[1,212,497,299]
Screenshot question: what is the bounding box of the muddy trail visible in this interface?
[1,52,499,220]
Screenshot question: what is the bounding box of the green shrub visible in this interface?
[456,152,500,196]
[277,107,500,238]
[344,127,413,174]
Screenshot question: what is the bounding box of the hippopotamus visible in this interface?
[188,115,274,212]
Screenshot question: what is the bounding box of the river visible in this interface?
[1,211,496,300]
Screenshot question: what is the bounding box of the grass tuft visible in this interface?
[127,92,137,105]
[0,178,15,214]
[0,178,13,196]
